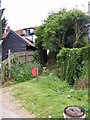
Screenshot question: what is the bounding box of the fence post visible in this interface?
[8,49,11,79]
[25,51,28,64]
[1,63,4,84]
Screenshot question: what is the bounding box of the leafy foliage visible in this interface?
[35,9,89,59]
[57,46,89,85]
[0,8,7,33]
[4,57,42,83]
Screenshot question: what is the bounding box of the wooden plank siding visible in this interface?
[2,30,29,60]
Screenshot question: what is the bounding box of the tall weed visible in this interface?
[9,57,42,83]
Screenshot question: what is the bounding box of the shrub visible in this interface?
[57,46,89,85]
[33,50,41,63]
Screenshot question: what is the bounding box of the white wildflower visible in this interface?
[48,115,52,118]
[67,95,71,98]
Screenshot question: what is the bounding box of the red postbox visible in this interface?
[32,67,38,81]
[32,68,37,76]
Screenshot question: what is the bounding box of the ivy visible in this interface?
[57,46,89,85]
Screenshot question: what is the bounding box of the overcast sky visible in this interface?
[1,0,90,31]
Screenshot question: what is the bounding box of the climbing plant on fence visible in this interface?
[57,46,89,85]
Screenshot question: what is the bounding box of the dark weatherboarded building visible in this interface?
[2,29,36,60]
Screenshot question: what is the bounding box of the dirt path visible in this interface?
[2,86,35,118]
[1,106,21,118]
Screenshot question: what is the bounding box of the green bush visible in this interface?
[57,46,89,85]
[9,57,42,83]
[33,50,40,63]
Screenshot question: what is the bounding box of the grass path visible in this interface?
[9,74,88,118]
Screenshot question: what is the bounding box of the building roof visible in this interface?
[15,29,24,36]
[2,32,8,39]
[2,29,24,39]
[2,30,35,48]
[2,26,38,39]
[15,31,35,47]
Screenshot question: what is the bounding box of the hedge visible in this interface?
[57,46,89,85]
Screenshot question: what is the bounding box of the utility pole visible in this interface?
[88,2,90,120]
[0,0,1,7]
[0,0,2,87]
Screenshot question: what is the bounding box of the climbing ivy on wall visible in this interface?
[57,46,89,85]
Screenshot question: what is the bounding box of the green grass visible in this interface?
[10,73,88,118]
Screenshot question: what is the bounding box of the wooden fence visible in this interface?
[1,49,34,81]
[3,50,34,65]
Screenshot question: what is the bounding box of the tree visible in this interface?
[41,9,67,52]
[64,9,88,48]
[35,9,89,63]
[35,24,47,65]
[0,8,7,34]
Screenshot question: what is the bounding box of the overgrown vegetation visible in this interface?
[57,46,89,85]
[10,74,88,118]
[35,9,89,63]
[4,57,42,83]
[3,47,88,118]
[2,7,89,118]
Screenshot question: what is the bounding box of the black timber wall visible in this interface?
[2,30,29,60]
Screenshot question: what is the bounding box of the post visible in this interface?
[8,49,11,79]
[36,68,38,81]
[1,63,4,84]
[0,9,2,40]
[25,51,28,64]
[0,5,2,86]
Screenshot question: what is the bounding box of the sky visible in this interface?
[1,0,90,31]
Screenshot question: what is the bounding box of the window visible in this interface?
[24,29,30,36]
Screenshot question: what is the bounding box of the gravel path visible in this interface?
[0,87,35,119]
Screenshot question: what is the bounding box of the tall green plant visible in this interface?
[57,46,89,85]
[4,57,42,83]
